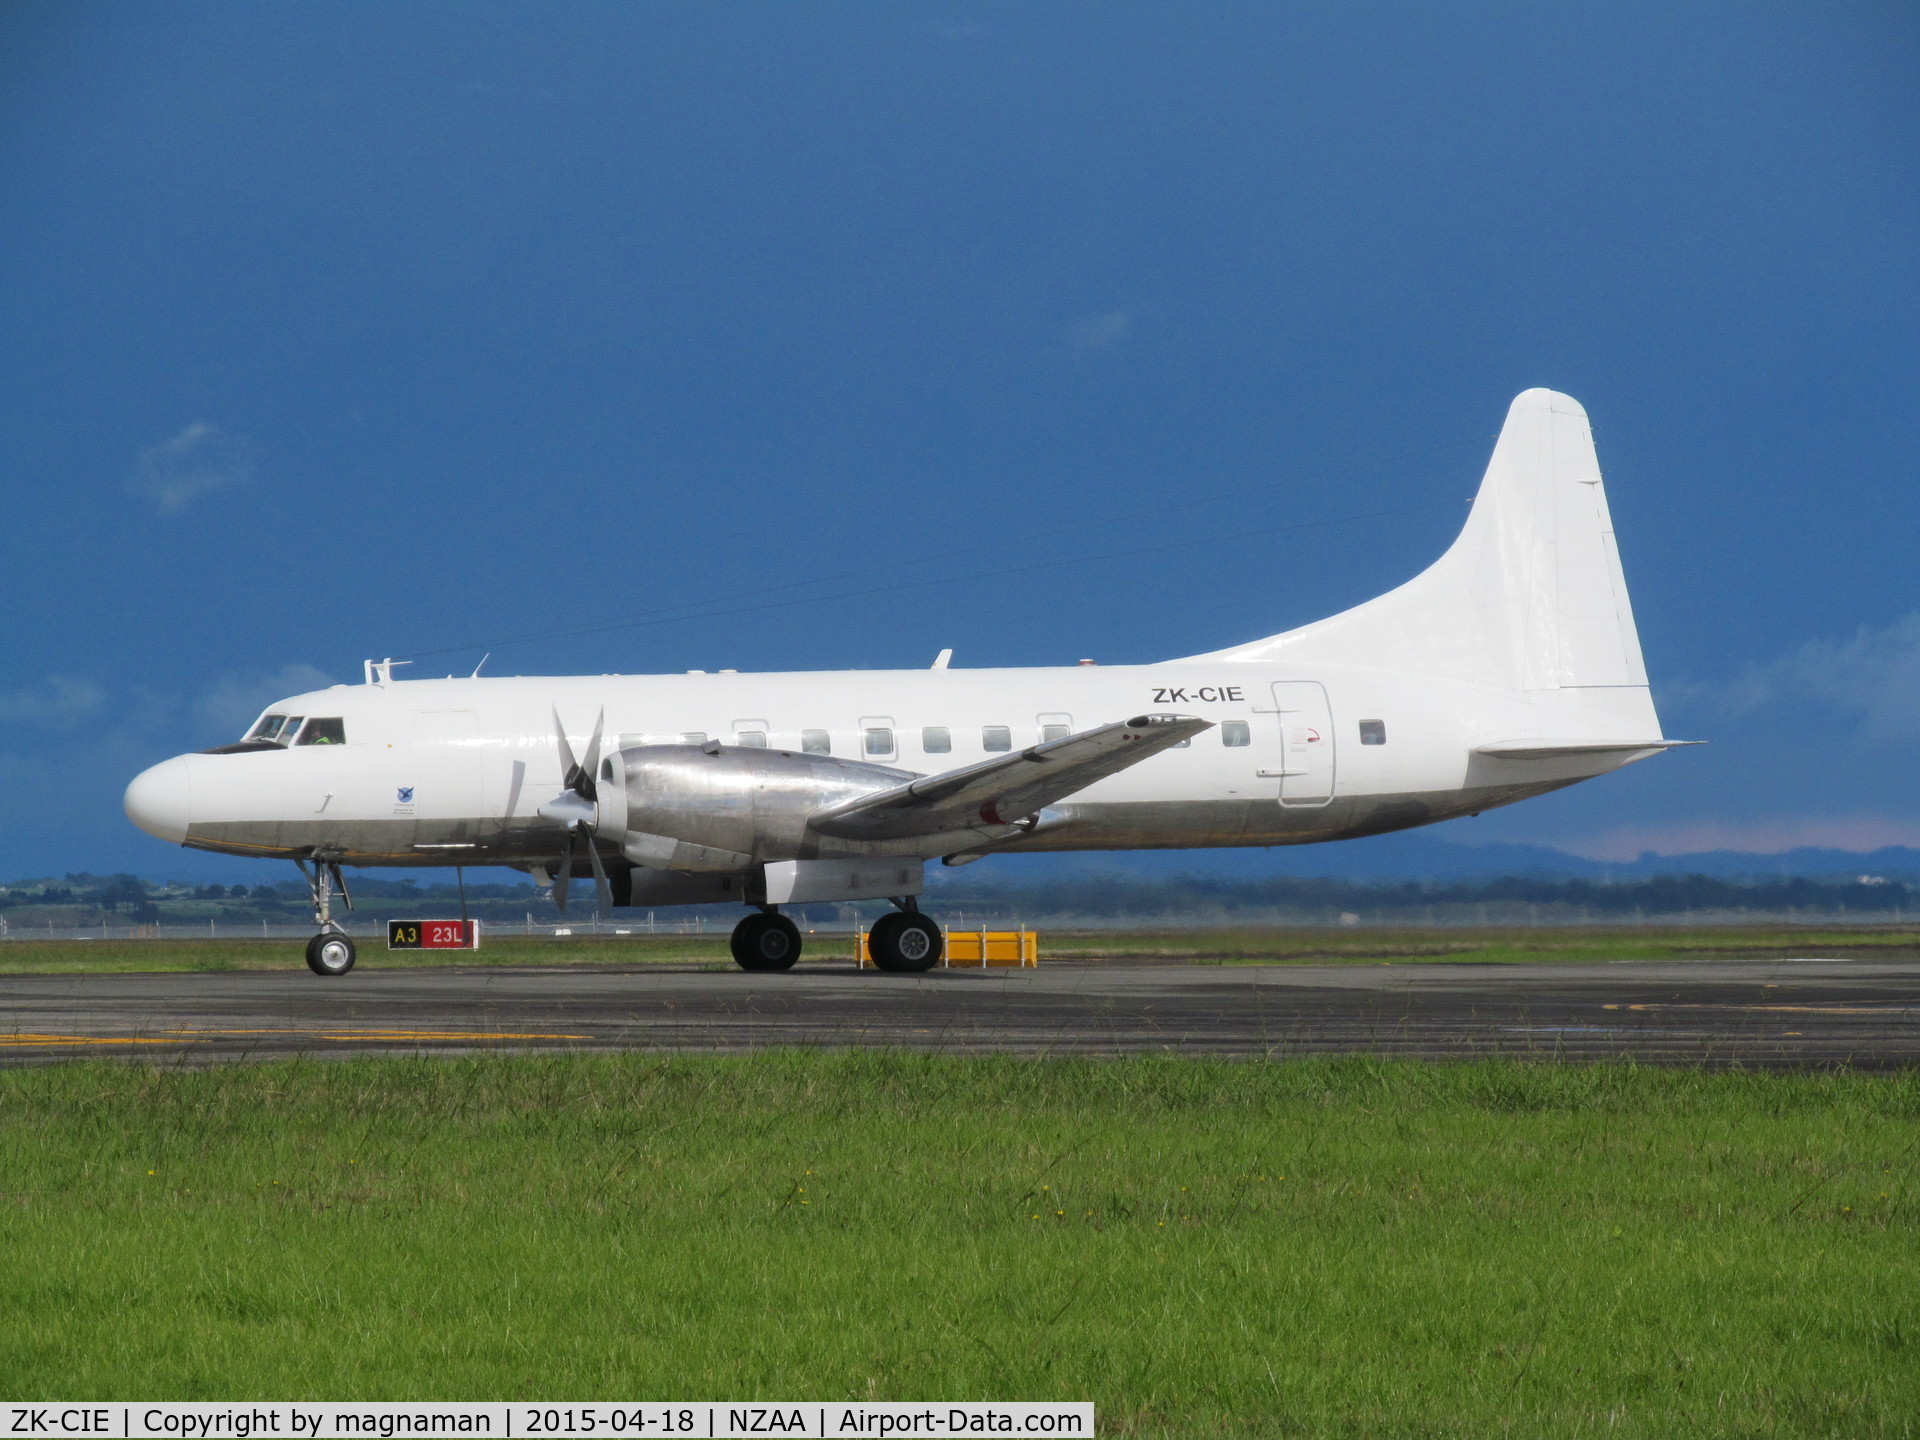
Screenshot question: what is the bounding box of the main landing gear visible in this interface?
[867,901,943,972]
[297,856,357,977]
[727,899,946,973]
[731,909,803,972]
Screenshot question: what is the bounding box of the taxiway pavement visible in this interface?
[2,958,1917,1066]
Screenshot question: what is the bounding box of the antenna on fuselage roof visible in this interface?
[931,648,952,669]
[364,657,413,686]
[470,653,490,678]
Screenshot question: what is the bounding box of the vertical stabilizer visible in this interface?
[1188,389,1654,705]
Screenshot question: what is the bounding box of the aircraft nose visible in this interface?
[124,756,192,844]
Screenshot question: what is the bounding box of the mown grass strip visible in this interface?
[0,935,739,973]
[0,1053,1915,1436]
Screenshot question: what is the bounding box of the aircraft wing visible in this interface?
[808,713,1213,841]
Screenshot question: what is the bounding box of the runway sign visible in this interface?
[388,919,481,950]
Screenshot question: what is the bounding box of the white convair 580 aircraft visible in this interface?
[126,389,1680,976]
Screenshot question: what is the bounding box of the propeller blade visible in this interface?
[551,707,580,791]
[585,829,613,916]
[577,709,606,801]
[553,831,574,914]
[546,707,610,918]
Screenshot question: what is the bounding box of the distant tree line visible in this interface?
[0,873,163,922]
[928,871,1916,920]
[1,869,1912,924]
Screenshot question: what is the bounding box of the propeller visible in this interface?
[536,707,613,916]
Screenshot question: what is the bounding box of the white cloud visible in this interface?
[1556,815,1920,862]
[1062,310,1134,355]
[129,422,255,512]
[0,675,107,728]
[1719,612,1920,742]
[195,664,336,736]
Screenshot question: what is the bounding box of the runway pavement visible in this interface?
[2,957,1918,1066]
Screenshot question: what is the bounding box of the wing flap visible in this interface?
[809,714,1212,841]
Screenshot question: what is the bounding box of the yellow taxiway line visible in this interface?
[0,1029,591,1048]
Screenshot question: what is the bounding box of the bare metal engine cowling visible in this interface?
[599,743,913,871]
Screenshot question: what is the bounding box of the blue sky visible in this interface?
[2,2,1917,880]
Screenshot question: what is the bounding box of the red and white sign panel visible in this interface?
[387,919,481,950]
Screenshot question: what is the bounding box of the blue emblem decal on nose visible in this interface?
[397,787,414,804]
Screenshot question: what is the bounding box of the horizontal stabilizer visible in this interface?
[1473,739,1699,760]
[809,714,1212,841]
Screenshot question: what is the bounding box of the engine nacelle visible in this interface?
[599,743,911,871]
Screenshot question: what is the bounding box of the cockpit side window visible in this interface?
[293,717,346,746]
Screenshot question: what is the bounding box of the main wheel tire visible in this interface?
[731,912,802,972]
[868,911,942,972]
[305,932,357,976]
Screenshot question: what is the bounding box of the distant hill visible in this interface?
[5,858,1917,930]
[953,837,1920,885]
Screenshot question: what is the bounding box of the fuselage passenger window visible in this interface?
[982,726,1011,752]
[294,717,346,746]
[1041,724,1069,743]
[1221,720,1250,747]
[736,730,767,748]
[680,732,707,744]
[864,727,895,759]
[1359,720,1387,745]
[922,726,951,754]
[801,729,831,755]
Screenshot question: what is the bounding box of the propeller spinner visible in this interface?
[536,707,614,915]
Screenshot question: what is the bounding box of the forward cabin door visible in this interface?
[411,710,486,848]
[1268,681,1335,807]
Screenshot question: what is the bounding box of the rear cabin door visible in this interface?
[1268,682,1335,807]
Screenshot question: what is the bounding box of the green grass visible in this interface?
[1,1053,1916,1436]
[4,924,1918,974]
[0,934,741,973]
[1044,924,1920,966]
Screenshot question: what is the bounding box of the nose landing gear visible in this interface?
[296,856,357,976]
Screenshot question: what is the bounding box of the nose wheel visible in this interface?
[296,855,357,978]
[305,932,357,976]
[731,911,803,972]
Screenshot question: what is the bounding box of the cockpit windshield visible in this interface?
[240,714,346,747]
[208,711,342,756]
[246,714,295,744]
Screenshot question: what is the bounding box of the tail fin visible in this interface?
[1189,390,1659,728]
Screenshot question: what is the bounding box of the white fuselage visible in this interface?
[123,658,1645,869]
[122,388,1675,892]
